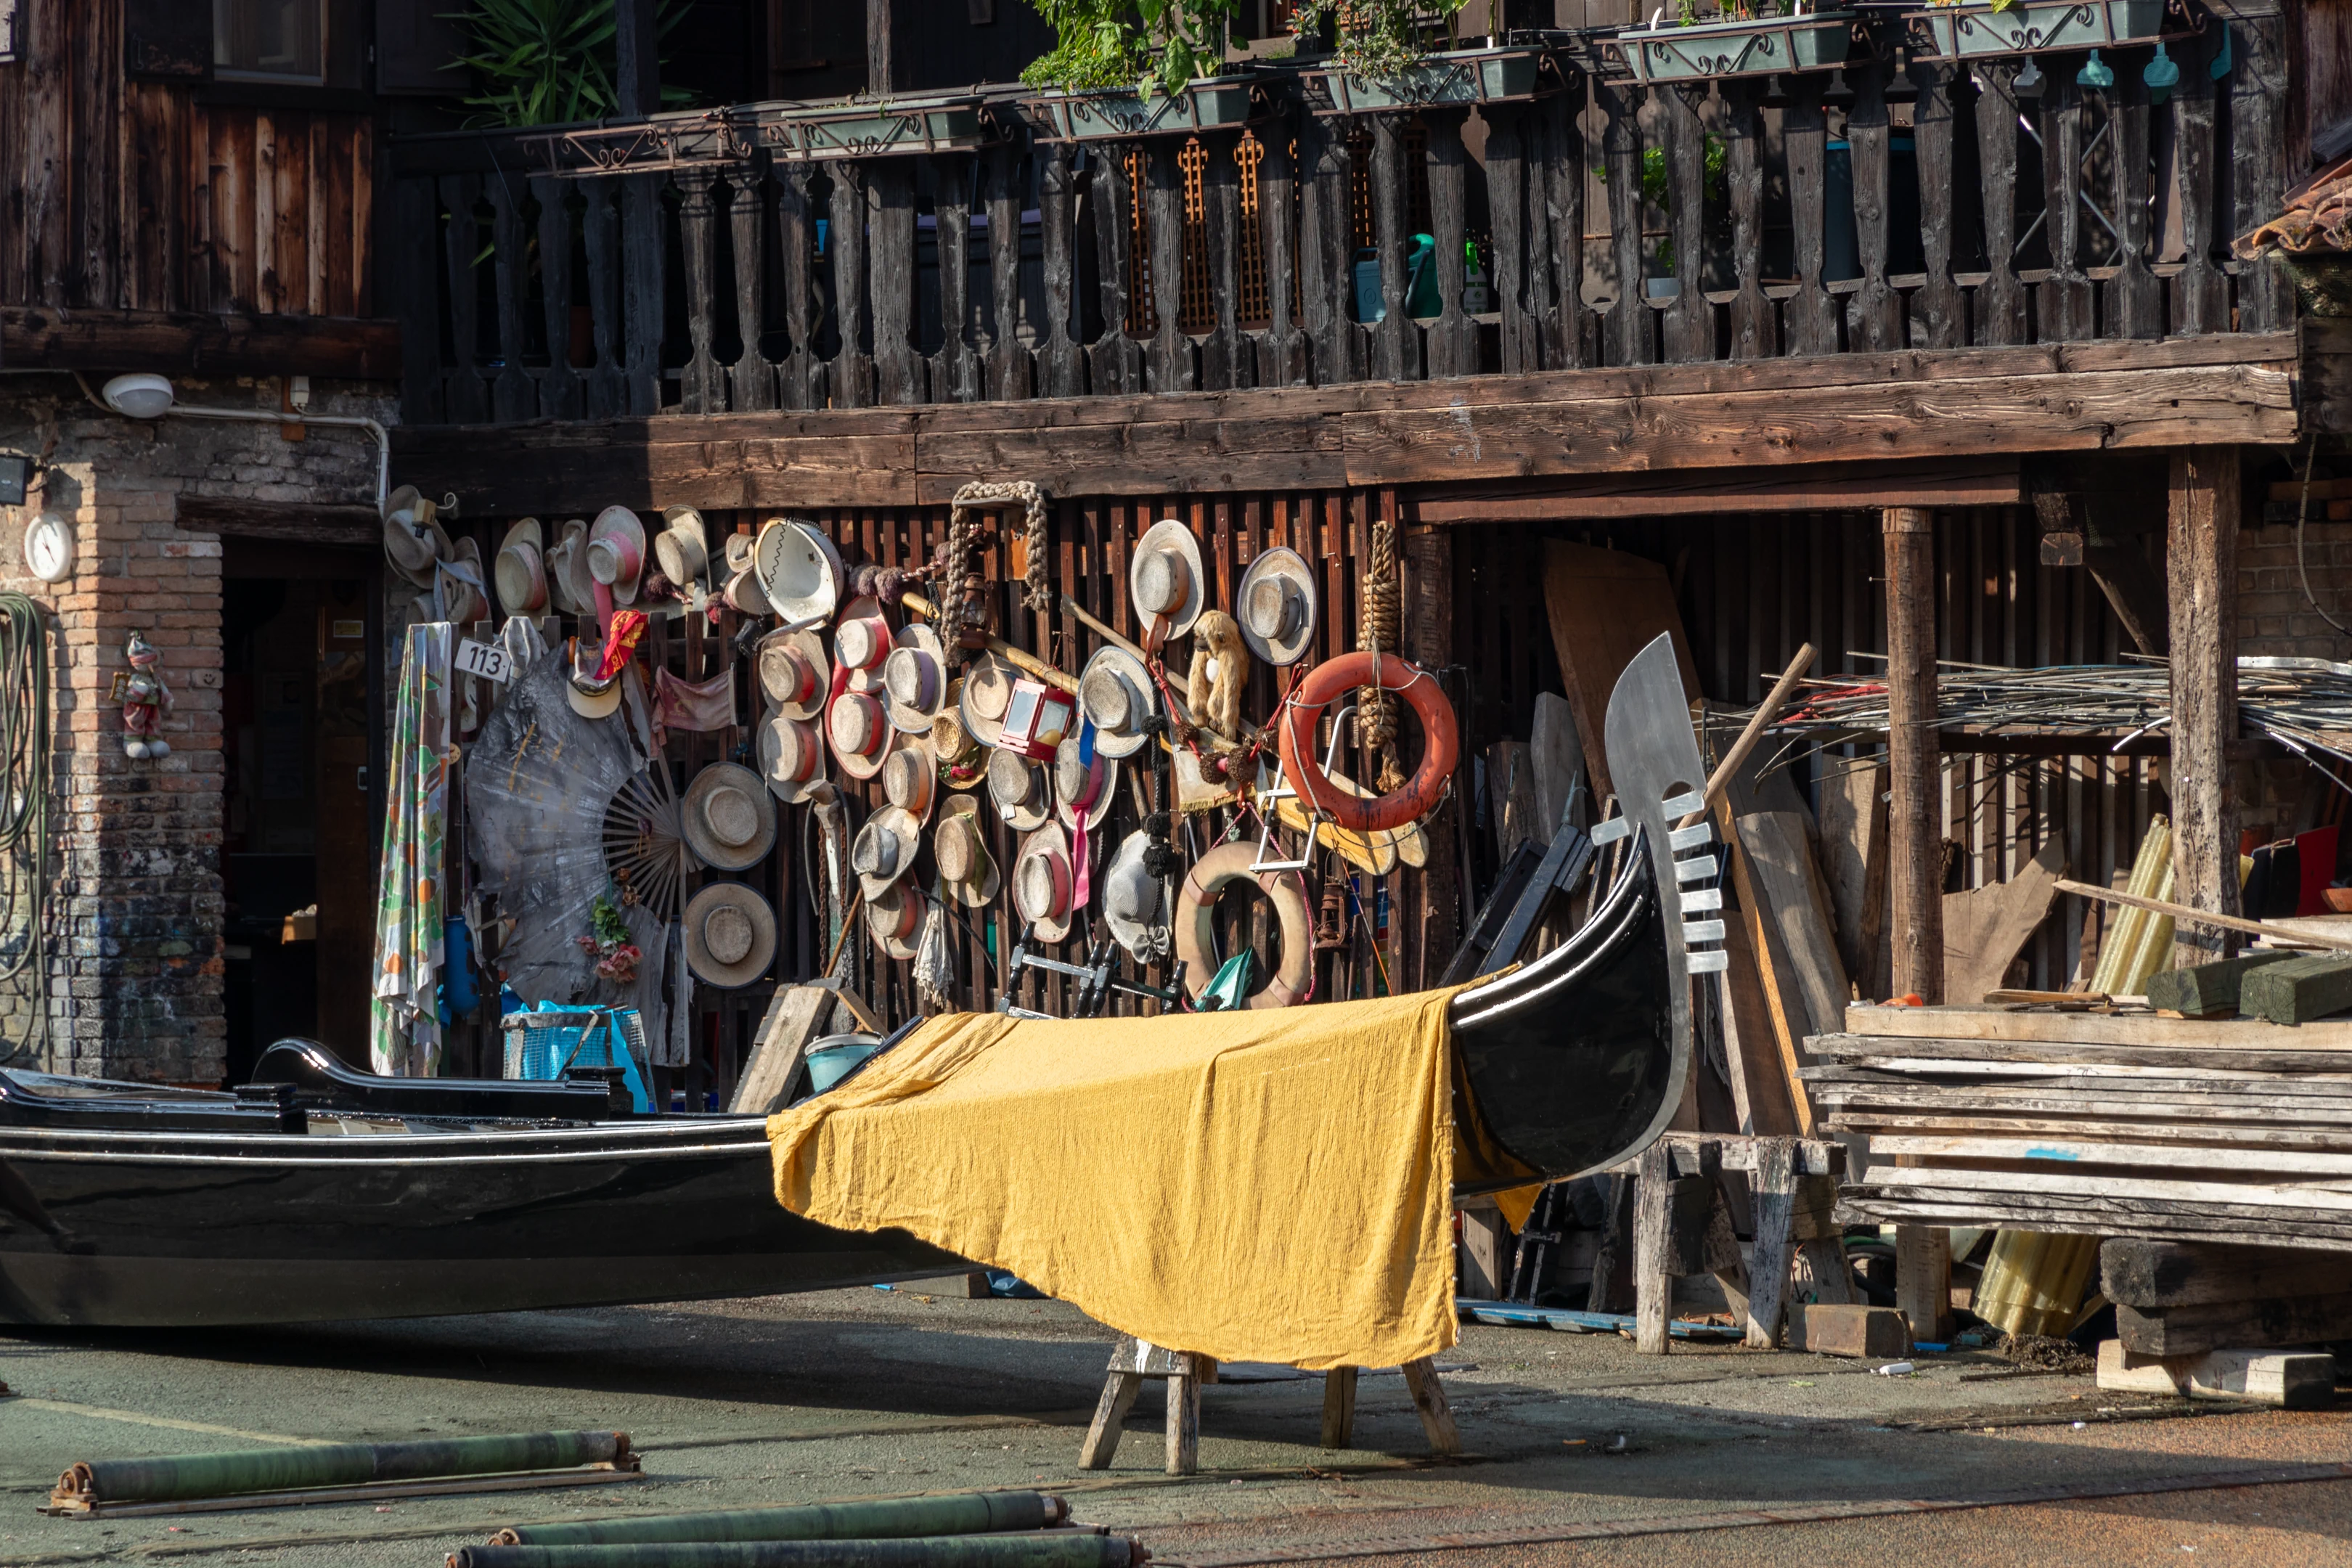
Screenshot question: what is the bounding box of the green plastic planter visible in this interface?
[1906,0,2173,59]
[1614,12,1858,82]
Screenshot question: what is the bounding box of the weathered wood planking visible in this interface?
[391,335,2300,512]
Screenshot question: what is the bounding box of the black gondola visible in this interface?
[0,637,1711,1328]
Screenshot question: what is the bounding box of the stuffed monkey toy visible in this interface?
[1185,609,1249,741]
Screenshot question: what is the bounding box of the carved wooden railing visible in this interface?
[385,20,2289,428]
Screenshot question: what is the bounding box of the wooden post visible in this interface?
[1895,1224,1953,1344]
[1164,1355,1201,1475]
[1885,507,1947,1342]
[1079,1371,1143,1469]
[1633,1140,1672,1354]
[1742,1136,1797,1349]
[2168,446,2242,968]
[864,0,894,96]
[1882,507,1943,1002]
[1320,1366,1357,1449]
[1400,1359,1461,1456]
[614,0,659,116]
[1458,1201,1506,1300]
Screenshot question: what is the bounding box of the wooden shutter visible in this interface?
[125,0,212,80]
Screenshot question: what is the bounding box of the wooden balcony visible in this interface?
[385,12,2309,509]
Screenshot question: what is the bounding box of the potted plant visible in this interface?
[446,0,695,126]
[1903,0,2180,60]
[757,92,997,160]
[1610,1,1858,84]
[1290,0,1556,112]
[1018,0,1266,140]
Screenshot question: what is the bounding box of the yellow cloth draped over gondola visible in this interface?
[767,989,1462,1371]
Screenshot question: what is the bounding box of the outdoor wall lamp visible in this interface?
[98,373,390,505]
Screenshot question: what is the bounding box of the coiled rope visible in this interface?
[950,481,1053,614]
[0,594,51,1065]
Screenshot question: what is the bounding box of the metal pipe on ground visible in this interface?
[491,1493,1069,1547]
[56,1432,632,1506]
[452,1538,1146,1568]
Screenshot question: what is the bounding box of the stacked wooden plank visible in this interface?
[1811,1005,2352,1253]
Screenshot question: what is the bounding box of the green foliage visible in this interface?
[444,0,695,128]
[1018,0,1240,97]
[1289,0,1469,78]
[589,891,632,947]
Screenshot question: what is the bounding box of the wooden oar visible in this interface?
[2055,878,2352,956]
[900,589,1079,695]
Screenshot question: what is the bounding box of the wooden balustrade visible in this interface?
[389,24,2291,428]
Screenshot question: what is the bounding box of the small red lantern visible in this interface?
[997,677,1074,761]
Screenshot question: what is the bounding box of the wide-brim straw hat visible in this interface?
[588,505,647,605]
[1077,646,1157,759]
[1236,545,1318,667]
[383,486,452,589]
[758,518,845,624]
[682,880,777,989]
[959,652,1020,749]
[933,794,1000,910]
[758,708,828,804]
[1053,730,1118,833]
[879,736,938,825]
[826,669,896,781]
[1011,822,1075,944]
[654,505,711,587]
[567,637,624,719]
[494,518,548,616]
[680,761,777,870]
[933,690,985,790]
[986,746,1050,832]
[444,536,491,626]
[545,519,592,616]
[882,621,952,735]
[1130,518,1206,640]
[758,627,830,721]
[866,882,925,962]
[833,595,894,676]
[1102,830,1168,960]
[851,802,924,902]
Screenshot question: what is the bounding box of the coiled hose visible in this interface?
[0,595,50,1066]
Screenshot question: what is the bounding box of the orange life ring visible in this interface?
[1175,843,1315,1010]
[1275,652,1458,835]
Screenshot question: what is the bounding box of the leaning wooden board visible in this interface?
[1837,1003,2352,1050]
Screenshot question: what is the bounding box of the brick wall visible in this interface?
[0,376,392,1083]
[2237,520,2352,659]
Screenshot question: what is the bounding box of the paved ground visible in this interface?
[3,1289,2348,1567]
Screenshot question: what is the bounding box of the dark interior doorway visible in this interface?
[220,539,385,1082]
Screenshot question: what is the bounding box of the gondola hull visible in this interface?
[0,1106,964,1327]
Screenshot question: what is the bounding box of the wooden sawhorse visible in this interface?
[1607,1134,1858,1354]
[1079,1336,1461,1474]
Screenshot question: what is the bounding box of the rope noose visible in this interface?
[1358,518,1406,795]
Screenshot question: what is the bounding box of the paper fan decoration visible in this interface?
[601,762,695,924]
[467,651,686,1005]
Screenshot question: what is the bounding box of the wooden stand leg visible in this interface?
[1080,1371,1144,1469]
[1320,1366,1358,1449]
[1744,1136,1797,1348]
[1634,1141,1673,1354]
[1400,1357,1461,1457]
[1164,1357,1201,1476]
[963,1270,992,1299]
[1797,1235,1858,1307]
[1896,1224,1954,1344]
[1586,1173,1636,1313]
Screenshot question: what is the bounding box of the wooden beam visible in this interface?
[386,337,2303,516]
[865,0,893,94]
[175,497,378,545]
[2,307,401,380]
[2102,1238,2352,1307]
[1405,459,2023,525]
[2168,445,2242,968]
[1884,507,1943,1003]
